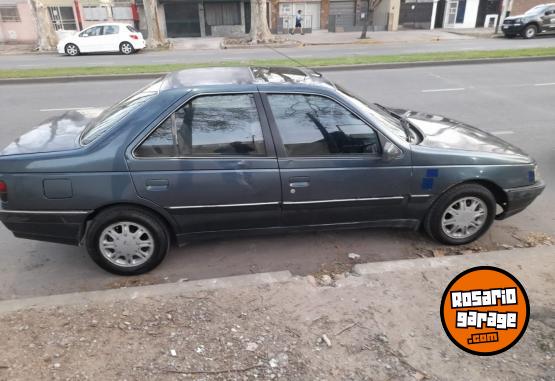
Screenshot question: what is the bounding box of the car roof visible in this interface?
[159,66,336,91]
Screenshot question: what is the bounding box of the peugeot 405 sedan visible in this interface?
[0,67,545,275]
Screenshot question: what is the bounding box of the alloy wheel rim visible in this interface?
[99,221,154,267]
[67,45,77,55]
[122,43,132,54]
[441,197,487,239]
[526,28,535,38]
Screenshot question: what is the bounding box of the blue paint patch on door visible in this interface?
[421,178,434,190]
[426,169,439,178]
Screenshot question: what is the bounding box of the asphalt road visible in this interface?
[1,35,555,70]
[0,60,553,300]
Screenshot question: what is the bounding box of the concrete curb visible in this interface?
[0,270,293,315]
[2,55,555,85]
[353,246,554,275]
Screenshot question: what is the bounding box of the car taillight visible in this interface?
[0,180,7,202]
[130,34,139,40]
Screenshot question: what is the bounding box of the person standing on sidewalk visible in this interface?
[291,10,304,35]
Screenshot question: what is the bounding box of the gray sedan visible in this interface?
[0,67,545,275]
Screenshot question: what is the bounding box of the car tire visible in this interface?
[85,206,170,275]
[119,41,135,55]
[523,24,537,39]
[65,43,80,56]
[424,184,496,245]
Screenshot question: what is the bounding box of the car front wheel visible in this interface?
[65,43,80,56]
[85,206,170,275]
[119,41,135,55]
[425,184,496,245]
[523,24,537,39]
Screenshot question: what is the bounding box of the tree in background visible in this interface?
[249,0,273,43]
[360,0,381,39]
[143,0,166,47]
[28,0,57,51]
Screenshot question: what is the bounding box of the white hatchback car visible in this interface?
[57,23,146,56]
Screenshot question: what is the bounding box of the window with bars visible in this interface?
[0,6,21,22]
[83,6,109,21]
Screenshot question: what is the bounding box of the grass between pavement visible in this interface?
[1,47,555,79]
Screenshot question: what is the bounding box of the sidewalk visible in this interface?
[288,29,476,46]
[0,246,552,380]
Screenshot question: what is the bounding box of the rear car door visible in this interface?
[99,24,120,51]
[262,92,413,227]
[127,91,282,240]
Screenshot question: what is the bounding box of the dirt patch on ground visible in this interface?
[1,253,553,381]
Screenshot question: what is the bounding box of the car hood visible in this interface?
[0,108,103,156]
[390,108,529,158]
[504,14,532,20]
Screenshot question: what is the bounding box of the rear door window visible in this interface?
[267,94,381,156]
[135,94,266,157]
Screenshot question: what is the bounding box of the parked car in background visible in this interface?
[57,23,145,56]
[0,67,545,275]
[502,3,555,38]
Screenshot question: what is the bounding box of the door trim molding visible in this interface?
[167,201,280,210]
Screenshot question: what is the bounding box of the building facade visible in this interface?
[0,0,37,43]
[398,0,503,29]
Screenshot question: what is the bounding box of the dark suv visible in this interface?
[502,3,555,38]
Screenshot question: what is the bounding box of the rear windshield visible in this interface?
[126,25,138,33]
[80,79,163,145]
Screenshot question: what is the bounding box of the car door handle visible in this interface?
[289,177,310,188]
[290,182,310,188]
[145,179,169,191]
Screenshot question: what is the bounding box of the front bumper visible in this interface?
[0,210,90,245]
[501,24,525,35]
[496,180,545,220]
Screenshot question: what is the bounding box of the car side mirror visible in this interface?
[382,141,403,161]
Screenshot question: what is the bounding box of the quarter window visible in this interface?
[267,94,380,156]
[136,94,266,157]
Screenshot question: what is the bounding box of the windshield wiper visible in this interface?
[374,103,412,142]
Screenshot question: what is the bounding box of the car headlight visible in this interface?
[514,18,523,23]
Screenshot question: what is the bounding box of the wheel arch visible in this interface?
[430,179,508,215]
[81,202,178,245]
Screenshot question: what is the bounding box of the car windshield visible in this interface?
[524,5,548,15]
[80,79,163,145]
[335,86,410,141]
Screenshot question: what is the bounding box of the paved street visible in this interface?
[0,60,553,300]
[1,34,554,70]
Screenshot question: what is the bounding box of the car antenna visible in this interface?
[264,45,322,76]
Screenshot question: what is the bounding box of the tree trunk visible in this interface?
[360,0,370,39]
[249,0,273,43]
[28,0,57,51]
[143,0,165,48]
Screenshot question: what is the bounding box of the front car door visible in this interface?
[262,91,414,228]
[541,6,555,31]
[77,25,103,52]
[127,90,282,242]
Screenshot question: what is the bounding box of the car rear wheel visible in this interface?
[65,43,80,56]
[119,41,135,55]
[85,206,170,275]
[424,184,496,245]
[523,25,537,39]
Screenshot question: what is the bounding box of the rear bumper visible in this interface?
[0,210,91,246]
[496,180,545,220]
